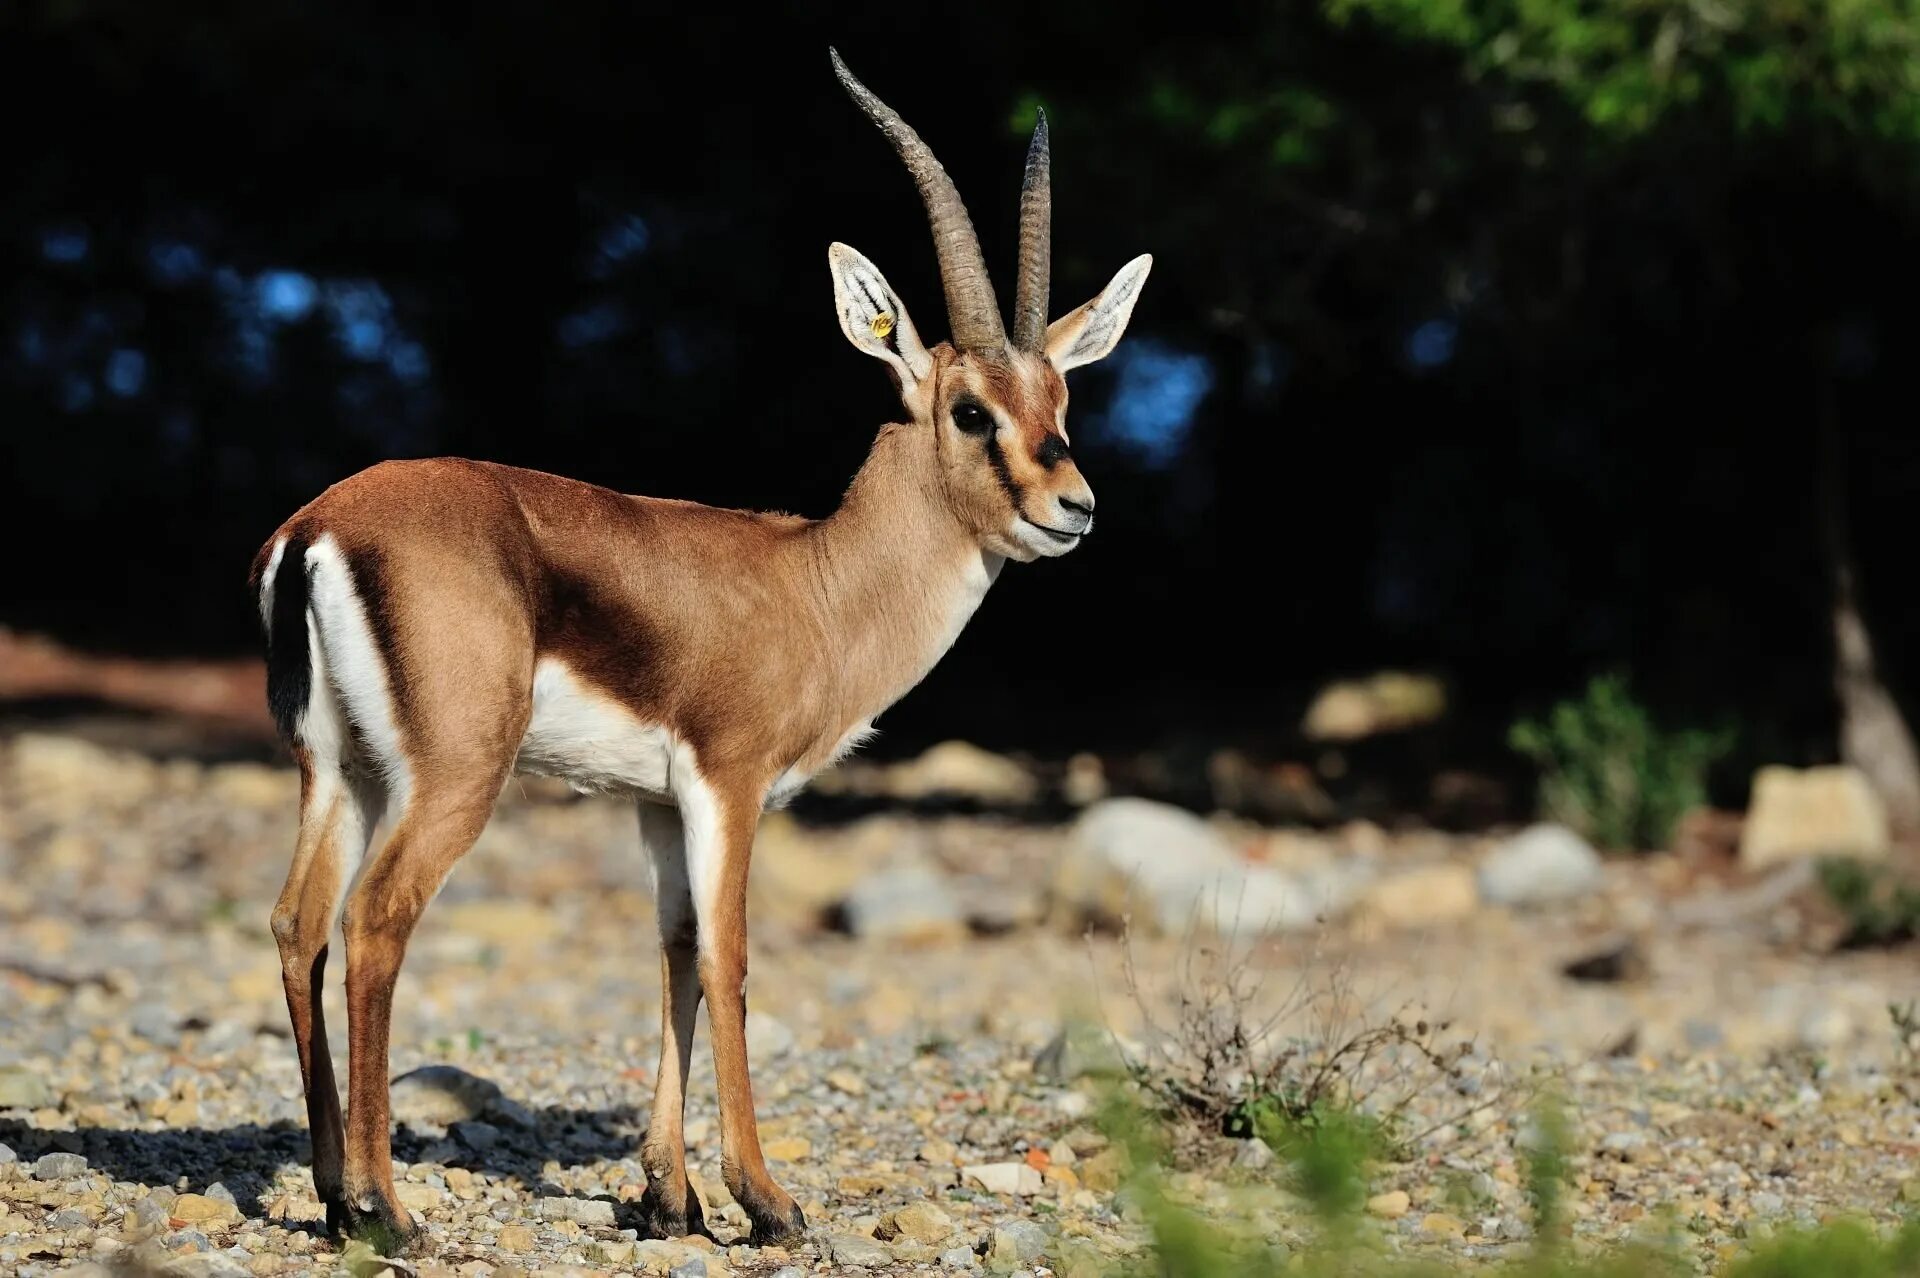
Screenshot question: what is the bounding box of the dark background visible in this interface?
[4,0,1915,809]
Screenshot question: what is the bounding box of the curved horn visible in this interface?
[831,48,1006,352]
[1011,108,1051,352]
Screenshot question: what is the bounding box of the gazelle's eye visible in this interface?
[952,400,993,435]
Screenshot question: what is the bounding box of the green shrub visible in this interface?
[1817,858,1920,947]
[1509,674,1732,851]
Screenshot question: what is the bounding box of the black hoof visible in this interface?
[636,1179,710,1241]
[742,1186,807,1248]
[335,1197,418,1255]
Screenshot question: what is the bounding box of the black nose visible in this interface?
[1059,496,1095,518]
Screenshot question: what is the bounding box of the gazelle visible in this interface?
[248,49,1149,1249]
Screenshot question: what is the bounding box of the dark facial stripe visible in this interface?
[981,426,1027,516]
[1036,433,1070,469]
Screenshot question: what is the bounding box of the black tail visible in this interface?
[266,535,312,742]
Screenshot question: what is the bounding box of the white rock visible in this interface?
[1741,766,1889,868]
[1051,798,1324,937]
[840,865,966,942]
[961,1162,1044,1196]
[1477,823,1602,906]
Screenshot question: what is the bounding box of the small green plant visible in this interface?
[1509,673,1732,851]
[1818,858,1920,947]
[1891,1000,1920,1067]
[1085,1081,1920,1277]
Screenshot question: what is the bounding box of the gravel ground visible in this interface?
[3,732,1919,1276]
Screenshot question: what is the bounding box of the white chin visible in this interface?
[1005,523,1081,561]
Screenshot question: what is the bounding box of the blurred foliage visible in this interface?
[1817,856,1920,946]
[1510,674,1733,850]
[5,2,1920,766]
[1090,1082,1920,1276]
[1330,0,1920,144]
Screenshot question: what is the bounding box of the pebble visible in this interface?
[1368,1190,1411,1219]
[0,1067,52,1110]
[963,1163,1044,1196]
[171,1193,242,1226]
[668,1259,707,1278]
[942,1245,981,1269]
[988,1219,1050,1269]
[884,1201,956,1244]
[535,1196,615,1225]
[0,1143,15,1165]
[827,1068,868,1096]
[32,1152,88,1180]
[823,1231,894,1267]
[389,1064,504,1127]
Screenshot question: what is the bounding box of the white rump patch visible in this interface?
[516,658,675,799]
[304,534,413,814]
[257,537,287,628]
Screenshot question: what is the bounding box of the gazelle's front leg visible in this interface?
[637,802,709,1240]
[681,773,807,1246]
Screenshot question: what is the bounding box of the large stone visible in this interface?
[884,741,1038,805]
[169,1193,240,1226]
[1356,863,1479,929]
[536,1196,615,1225]
[1302,672,1446,741]
[1741,766,1889,869]
[389,1065,504,1128]
[1477,823,1603,906]
[1050,798,1324,937]
[839,866,966,943]
[32,1151,88,1180]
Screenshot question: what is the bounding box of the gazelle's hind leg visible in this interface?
[336,776,501,1249]
[272,748,384,1232]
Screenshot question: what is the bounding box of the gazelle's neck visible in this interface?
[805,425,1003,726]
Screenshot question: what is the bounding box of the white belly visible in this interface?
[515,659,674,798]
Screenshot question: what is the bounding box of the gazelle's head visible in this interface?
[827,49,1151,563]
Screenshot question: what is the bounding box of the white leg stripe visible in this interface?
[305,534,413,815]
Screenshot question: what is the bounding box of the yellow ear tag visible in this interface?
[870,312,895,339]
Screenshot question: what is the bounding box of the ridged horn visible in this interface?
[831,48,1006,352]
[1011,108,1051,351]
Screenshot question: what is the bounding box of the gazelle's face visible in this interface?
[930,347,1094,561]
[827,244,1152,565]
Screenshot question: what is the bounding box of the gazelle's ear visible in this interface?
[1045,254,1153,373]
[829,242,934,392]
